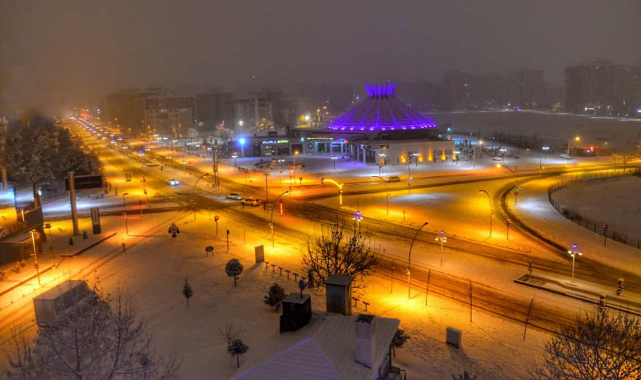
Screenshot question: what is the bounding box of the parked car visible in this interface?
[386,176,401,182]
[492,156,502,161]
[89,192,104,199]
[241,198,262,206]
[227,192,243,200]
[167,178,179,186]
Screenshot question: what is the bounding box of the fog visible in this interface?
[1,0,640,116]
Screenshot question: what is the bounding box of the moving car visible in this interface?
[167,178,179,186]
[227,192,243,200]
[386,176,401,182]
[492,156,502,161]
[241,197,262,206]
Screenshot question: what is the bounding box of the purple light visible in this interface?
[327,83,437,132]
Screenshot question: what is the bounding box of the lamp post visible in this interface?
[435,230,447,267]
[406,160,412,194]
[496,164,520,205]
[192,173,211,204]
[293,150,299,181]
[352,210,363,233]
[371,176,390,215]
[407,222,429,299]
[122,192,129,235]
[29,229,40,285]
[263,172,270,210]
[478,190,493,237]
[270,191,289,247]
[331,155,338,171]
[568,243,582,283]
[238,137,246,157]
[232,154,238,168]
[320,178,344,207]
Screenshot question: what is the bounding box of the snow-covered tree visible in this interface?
[302,217,378,287]
[227,339,249,368]
[183,278,193,307]
[453,371,477,380]
[531,309,641,380]
[5,286,180,379]
[263,283,286,311]
[225,259,243,287]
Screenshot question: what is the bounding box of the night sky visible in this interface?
[1,0,640,115]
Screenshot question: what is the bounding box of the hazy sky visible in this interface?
[1,0,640,116]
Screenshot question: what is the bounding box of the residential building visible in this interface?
[142,94,195,137]
[444,70,472,110]
[564,60,628,114]
[195,92,234,131]
[509,69,544,109]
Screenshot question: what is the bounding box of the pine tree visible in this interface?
[228,339,249,368]
[183,278,193,307]
[263,283,286,311]
[225,259,244,287]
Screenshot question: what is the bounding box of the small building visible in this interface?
[280,293,312,333]
[229,314,404,380]
[325,274,353,315]
[34,280,91,327]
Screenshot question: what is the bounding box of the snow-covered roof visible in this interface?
[229,315,399,380]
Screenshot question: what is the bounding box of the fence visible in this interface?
[548,167,641,249]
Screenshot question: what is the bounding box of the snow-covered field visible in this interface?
[63,210,552,380]
[553,176,641,241]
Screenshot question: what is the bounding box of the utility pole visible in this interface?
[67,172,80,236]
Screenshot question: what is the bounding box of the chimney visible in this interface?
[354,314,376,368]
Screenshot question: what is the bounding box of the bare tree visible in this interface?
[5,286,181,380]
[613,150,639,171]
[219,322,242,346]
[302,217,378,286]
[531,309,641,380]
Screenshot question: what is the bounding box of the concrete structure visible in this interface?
[280,293,312,332]
[230,314,403,380]
[325,274,353,315]
[34,280,91,326]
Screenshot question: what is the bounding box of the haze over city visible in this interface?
[2,0,640,115]
[1,1,641,379]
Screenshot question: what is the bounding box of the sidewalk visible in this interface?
[506,175,641,276]
[515,273,641,316]
[0,224,116,298]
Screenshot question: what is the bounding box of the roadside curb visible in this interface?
[61,231,117,257]
[0,265,56,298]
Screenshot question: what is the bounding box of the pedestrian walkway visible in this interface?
[515,273,641,316]
[0,229,115,298]
[506,176,641,276]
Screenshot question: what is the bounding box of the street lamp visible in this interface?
[352,210,363,233]
[496,164,520,206]
[29,229,40,285]
[238,137,246,157]
[232,154,238,167]
[435,230,447,267]
[331,155,338,171]
[263,172,270,209]
[321,178,344,207]
[371,176,390,215]
[122,192,129,235]
[270,191,289,247]
[407,222,428,299]
[568,244,582,282]
[192,173,211,201]
[478,190,493,237]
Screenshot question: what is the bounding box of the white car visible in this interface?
[227,192,243,200]
[167,178,179,186]
[492,156,502,161]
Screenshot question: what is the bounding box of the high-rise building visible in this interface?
[564,60,628,114]
[510,69,544,109]
[444,70,472,110]
[626,64,641,116]
[142,93,195,137]
[195,92,234,131]
[470,74,510,110]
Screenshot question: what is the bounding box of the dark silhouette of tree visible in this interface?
[182,278,193,307]
[302,217,378,287]
[391,328,410,357]
[227,339,249,368]
[263,283,286,311]
[225,259,243,287]
[5,285,180,379]
[531,309,641,380]
[453,371,477,380]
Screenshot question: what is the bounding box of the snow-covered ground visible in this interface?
[553,175,641,241]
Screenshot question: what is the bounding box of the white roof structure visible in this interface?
[229,315,399,380]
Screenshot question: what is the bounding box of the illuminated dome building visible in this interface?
[327,83,437,132]
[239,83,455,165]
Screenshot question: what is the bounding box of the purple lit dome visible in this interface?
[327,83,437,132]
